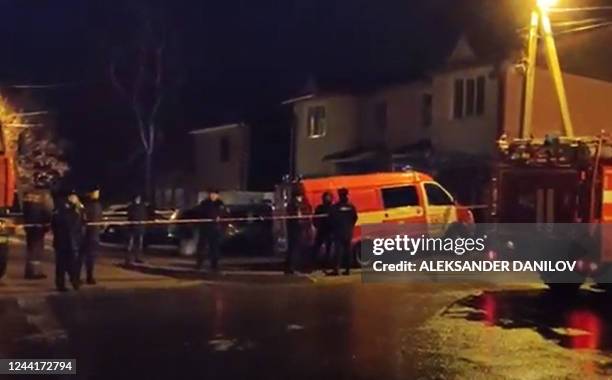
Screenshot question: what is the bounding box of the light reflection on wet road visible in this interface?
[3,282,612,379]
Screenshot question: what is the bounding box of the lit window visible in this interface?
[307,106,327,138]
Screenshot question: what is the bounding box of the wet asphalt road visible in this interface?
[3,280,612,380]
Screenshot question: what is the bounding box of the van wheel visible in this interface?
[444,222,468,239]
[353,240,373,268]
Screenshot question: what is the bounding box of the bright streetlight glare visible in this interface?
[537,0,558,10]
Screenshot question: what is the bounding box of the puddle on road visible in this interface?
[442,289,612,351]
[420,288,612,378]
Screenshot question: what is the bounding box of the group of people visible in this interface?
[286,187,358,276]
[187,187,358,276]
[23,187,103,292]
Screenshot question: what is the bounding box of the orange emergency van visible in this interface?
[274,172,473,265]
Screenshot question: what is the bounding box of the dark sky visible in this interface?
[0,0,609,197]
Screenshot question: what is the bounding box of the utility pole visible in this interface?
[521,0,575,139]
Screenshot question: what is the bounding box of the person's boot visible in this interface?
[86,277,97,285]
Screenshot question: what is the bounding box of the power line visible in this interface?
[555,21,612,35]
[3,82,86,89]
[550,6,612,13]
[14,111,49,117]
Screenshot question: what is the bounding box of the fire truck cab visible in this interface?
[274,172,473,266]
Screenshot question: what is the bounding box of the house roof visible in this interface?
[284,34,485,104]
[189,123,245,135]
[322,146,384,163]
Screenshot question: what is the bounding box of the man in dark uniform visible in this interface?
[51,192,83,292]
[23,186,54,279]
[195,190,226,271]
[285,187,312,274]
[126,194,147,265]
[79,187,103,284]
[312,191,333,269]
[330,188,358,276]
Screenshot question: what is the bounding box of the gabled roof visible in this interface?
[189,123,246,135]
[447,35,478,65]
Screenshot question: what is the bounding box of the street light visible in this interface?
[537,0,558,10]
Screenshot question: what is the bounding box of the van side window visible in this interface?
[424,183,454,206]
[382,186,419,209]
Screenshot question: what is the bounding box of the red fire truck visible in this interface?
[487,135,612,291]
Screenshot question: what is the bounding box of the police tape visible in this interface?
[0,214,328,229]
[0,204,489,229]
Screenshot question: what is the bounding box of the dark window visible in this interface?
[422,93,432,128]
[466,79,475,116]
[425,183,454,206]
[375,102,387,132]
[220,136,230,162]
[307,106,327,138]
[453,79,464,119]
[476,76,486,115]
[382,186,419,209]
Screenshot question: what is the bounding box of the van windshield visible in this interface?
[382,186,419,209]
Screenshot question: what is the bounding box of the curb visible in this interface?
[120,263,315,285]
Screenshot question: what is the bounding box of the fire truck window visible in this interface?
[424,183,454,206]
[382,186,419,209]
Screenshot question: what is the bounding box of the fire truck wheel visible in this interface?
[0,246,6,279]
[545,283,582,294]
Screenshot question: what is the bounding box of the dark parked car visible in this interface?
[100,206,179,248]
[172,202,274,256]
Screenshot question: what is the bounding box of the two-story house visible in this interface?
[285,35,612,202]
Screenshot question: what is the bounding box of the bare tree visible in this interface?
[110,1,166,201]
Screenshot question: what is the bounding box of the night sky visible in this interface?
[0,0,609,199]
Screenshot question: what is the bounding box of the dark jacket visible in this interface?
[83,199,103,244]
[195,199,227,234]
[23,190,53,234]
[127,201,148,233]
[286,198,313,239]
[313,201,332,235]
[330,200,358,240]
[51,201,84,253]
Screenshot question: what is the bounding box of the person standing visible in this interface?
[51,192,84,292]
[285,188,312,274]
[195,190,226,272]
[126,195,147,265]
[330,188,358,276]
[22,187,54,279]
[79,187,103,285]
[312,191,333,270]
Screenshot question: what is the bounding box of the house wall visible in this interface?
[504,67,612,138]
[364,83,430,150]
[192,125,250,191]
[430,65,500,157]
[294,95,361,177]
